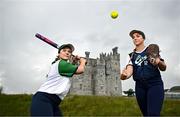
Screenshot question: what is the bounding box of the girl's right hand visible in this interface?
[120,69,128,80]
[120,65,133,80]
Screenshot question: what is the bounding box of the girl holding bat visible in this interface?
[120,30,166,116]
[30,44,86,116]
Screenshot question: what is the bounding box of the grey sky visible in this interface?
[0,0,179,94]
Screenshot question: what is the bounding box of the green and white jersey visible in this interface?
[38,59,78,100]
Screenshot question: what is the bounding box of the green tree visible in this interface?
[123,88,135,96]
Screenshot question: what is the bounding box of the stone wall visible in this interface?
[70,47,122,96]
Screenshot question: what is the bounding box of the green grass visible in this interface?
[0,94,180,116]
[0,94,31,116]
[161,99,180,116]
[61,95,141,116]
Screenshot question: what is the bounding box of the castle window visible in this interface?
[115,87,117,91]
[80,84,82,90]
[100,86,103,90]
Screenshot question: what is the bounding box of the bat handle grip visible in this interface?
[71,55,88,65]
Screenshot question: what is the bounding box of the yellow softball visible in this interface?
[111,10,118,19]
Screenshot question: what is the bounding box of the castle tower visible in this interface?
[94,54,106,95]
[85,51,90,58]
[106,47,121,96]
[99,47,121,96]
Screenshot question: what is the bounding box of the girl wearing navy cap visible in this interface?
[120,30,166,116]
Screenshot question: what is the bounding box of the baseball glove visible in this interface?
[146,44,160,65]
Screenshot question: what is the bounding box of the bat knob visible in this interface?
[35,33,41,38]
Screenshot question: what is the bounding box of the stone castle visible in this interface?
[70,47,122,96]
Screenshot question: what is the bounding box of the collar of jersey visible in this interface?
[135,46,147,53]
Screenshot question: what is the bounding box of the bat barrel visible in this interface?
[35,33,59,49]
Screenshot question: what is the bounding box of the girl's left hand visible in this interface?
[150,57,160,66]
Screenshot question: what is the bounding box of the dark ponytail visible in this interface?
[52,56,60,64]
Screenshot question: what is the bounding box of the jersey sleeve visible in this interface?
[58,60,78,77]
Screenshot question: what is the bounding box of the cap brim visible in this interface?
[129,30,145,39]
[130,30,139,37]
[59,44,74,52]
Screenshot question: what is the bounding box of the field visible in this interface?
[0,94,180,116]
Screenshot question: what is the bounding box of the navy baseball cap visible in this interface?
[58,44,74,53]
[129,30,145,39]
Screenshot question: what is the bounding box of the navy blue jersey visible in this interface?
[129,47,161,81]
